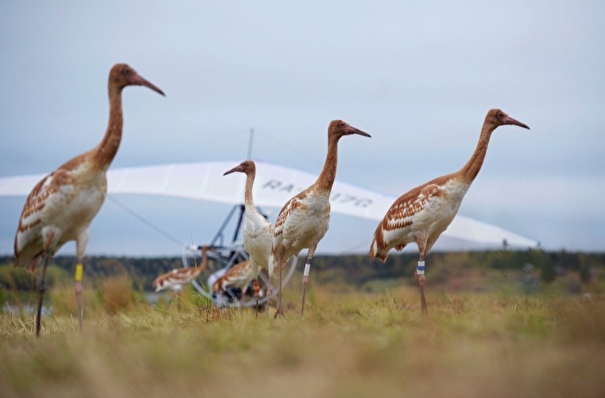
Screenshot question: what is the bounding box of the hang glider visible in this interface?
[0,160,539,249]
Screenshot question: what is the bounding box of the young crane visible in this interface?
[14,64,164,336]
[270,120,371,317]
[152,246,214,310]
[211,260,257,307]
[223,160,273,305]
[369,109,529,314]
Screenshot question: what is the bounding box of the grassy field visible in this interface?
[1,278,605,398]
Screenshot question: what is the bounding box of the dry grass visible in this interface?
[1,285,604,398]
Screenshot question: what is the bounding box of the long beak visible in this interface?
[133,74,165,96]
[348,126,372,138]
[503,116,530,130]
[223,165,242,176]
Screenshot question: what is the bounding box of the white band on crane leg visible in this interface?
[303,263,311,277]
[416,261,425,275]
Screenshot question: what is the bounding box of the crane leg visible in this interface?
[35,253,50,337]
[238,287,247,310]
[265,288,271,317]
[74,233,88,331]
[415,260,428,315]
[301,261,311,316]
[274,260,285,318]
[74,263,84,330]
[301,247,316,316]
[253,280,260,317]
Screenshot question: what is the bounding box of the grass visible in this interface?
[1,282,604,398]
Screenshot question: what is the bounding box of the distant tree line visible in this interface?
[1,250,603,292]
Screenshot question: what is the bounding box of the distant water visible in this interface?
[2,293,192,316]
[3,295,160,316]
[144,292,162,306]
[3,302,52,316]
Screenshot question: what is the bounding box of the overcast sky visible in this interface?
[1,1,604,258]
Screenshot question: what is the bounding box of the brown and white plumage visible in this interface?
[152,246,213,293]
[223,160,273,309]
[369,109,529,314]
[270,120,371,317]
[211,260,255,299]
[14,64,164,336]
[223,161,273,280]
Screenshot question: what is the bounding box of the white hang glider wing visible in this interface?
[0,160,539,249]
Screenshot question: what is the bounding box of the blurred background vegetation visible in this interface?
[1,250,603,295]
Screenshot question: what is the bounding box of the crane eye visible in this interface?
[122,69,131,76]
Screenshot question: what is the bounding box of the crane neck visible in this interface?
[198,248,210,274]
[458,122,496,184]
[93,84,124,170]
[244,171,256,209]
[315,134,341,193]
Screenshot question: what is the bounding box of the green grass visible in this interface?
[1,284,604,398]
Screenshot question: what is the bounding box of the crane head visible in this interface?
[486,109,530,130]
[328,119,371,138]
[110,63,165,96]
[224,160,256,176]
